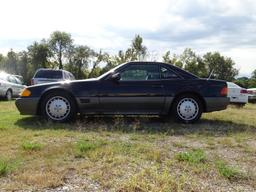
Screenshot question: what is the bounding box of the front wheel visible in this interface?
[41,91,77,122]
[5,90,12,101]
[172,94,203,123]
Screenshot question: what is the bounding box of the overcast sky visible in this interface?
[0,0,255,76]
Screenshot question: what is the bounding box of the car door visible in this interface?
[98,63,165,114]
[158,64,186,113]
[7,76,17,96]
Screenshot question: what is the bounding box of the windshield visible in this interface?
[96,63,126,80]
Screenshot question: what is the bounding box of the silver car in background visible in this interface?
[227,82,249,106]
[31,69,75,85]
[0,72,26,100]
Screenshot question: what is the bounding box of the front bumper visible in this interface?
[205,97,230,112]
[15,97,40,115]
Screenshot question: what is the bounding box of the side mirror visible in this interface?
[111,73,121,81]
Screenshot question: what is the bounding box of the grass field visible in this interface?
[0,101,255,191]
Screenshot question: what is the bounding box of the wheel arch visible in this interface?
[36,88,79,115]
[6,88,13,94]
[170,91,206,113]
[5,88,13,99]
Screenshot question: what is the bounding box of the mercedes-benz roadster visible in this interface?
[16,62,229,123]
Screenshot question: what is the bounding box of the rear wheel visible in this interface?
[41,91,77,122]
[5,90,12,101]
[172,94,203,123]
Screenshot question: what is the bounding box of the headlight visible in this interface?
[20,88,31,97]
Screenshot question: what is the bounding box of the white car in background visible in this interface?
[227,82,249,106]
[0,72,26,100]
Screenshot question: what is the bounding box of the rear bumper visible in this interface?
[205,97,230,112]
[15,97,40,115]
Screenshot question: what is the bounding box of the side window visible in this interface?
[8,76,17,84]
[69,73,75,80]
[14,77,22,85]
[160,66,179,79]
[120,64,160,81]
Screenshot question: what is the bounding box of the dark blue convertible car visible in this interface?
[16,62,229,123]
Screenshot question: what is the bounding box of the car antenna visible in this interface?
[207,69,214,80]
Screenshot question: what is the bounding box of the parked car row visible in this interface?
[0,69,76,100]
[2,64,256,124]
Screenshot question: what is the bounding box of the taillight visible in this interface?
[30,79,34,85]
[220,86,228,96]
[240,89,248,94]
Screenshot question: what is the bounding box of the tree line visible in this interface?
[0,31,255,88]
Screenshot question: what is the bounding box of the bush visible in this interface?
[22,142,43,151]
[176,149,206,164]
[0,160,9,176]
[215,161,242,180]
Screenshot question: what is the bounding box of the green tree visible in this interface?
[49,31,73,69]
[71,45,93,79]
[0,54,5,70]
[131,34,147,60]
[6,49,18,74]
[234,77,250,88]
[113,50,133,64]
[162,51,172,64]
[252,69,256,79]
[27,41,51,71]
[89,50,109,78]
[17,51,29,82]
[106,34,148,70]
[248,78,256,88]
[178,48,207,77]
[203,52,238,81]
[162,51,183,68]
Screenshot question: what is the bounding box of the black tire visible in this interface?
[40,91,77,122]
[5,89,12,101]
[172,94,203,124]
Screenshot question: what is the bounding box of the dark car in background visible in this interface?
[16,62,229,123]
[31,69,75,85]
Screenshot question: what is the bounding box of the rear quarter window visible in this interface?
[34,70,63,79]
[227,82,240,88]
